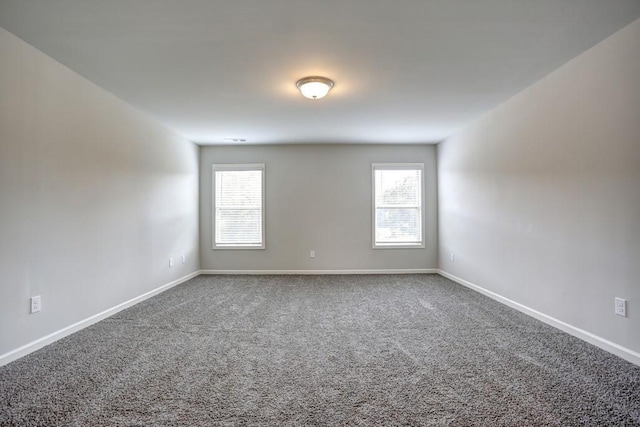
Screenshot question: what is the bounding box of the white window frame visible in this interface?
[372,163,425,249]
[212,163,265,250]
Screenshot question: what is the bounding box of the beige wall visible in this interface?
[200,144,438,271]
[438,19,640,356]
[0,27,200,358]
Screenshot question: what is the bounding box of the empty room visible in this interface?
[1,1,639,425]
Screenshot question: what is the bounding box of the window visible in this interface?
[372,163,424,248]
[212,164,265,249]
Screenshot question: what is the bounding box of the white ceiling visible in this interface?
[1,1,639,145]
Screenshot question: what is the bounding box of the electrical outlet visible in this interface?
[30,295,41,314]
[615,297,627,317]
[310,250,316,258]
[169,258,174,267]
[182,254,186,264]
[450,252,455,262]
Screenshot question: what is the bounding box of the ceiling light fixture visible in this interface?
[296,76,334,100]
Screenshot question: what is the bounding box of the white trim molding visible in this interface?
[371,163,426,249]
[0,271,200,367]
[438,270,640,367]
[9,269,634,370]
[201,269,438,275]
[212,163,266,250]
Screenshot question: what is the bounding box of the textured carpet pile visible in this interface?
[1,274,639,426]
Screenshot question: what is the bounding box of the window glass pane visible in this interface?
[215,209,262,245]
[375,208,421,243]
[216,170,262,208]
[375,169,420,206]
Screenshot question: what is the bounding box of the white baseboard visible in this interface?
[438,270,640,367]
[9,269,634,368]
[200,269,439,275]
[0,271,200,367]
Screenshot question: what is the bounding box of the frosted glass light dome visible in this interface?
[296,76,334,100]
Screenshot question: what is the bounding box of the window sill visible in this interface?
[213,245,266,250]
[372,243,425,249]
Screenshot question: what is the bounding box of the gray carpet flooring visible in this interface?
[1,274,639,426]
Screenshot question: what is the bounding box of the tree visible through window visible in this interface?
[213,164,265,249]
[373,164,424,248]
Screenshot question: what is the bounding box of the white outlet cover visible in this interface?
[30,295,41,313]
[169,258,174,267]
[615,298,627,317]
